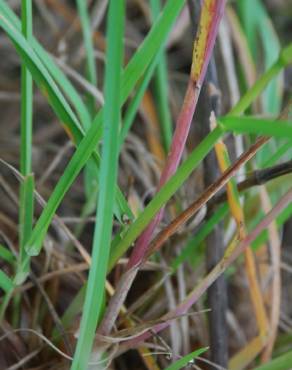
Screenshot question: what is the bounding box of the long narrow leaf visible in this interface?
[219,117,292,139]
[71,1,125,368]
[76,0,97,114]
[18,0,34,280]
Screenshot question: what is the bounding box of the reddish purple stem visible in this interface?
[127,80,199,268]
[127,0,227,269]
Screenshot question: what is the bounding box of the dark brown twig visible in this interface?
[146,136,268,258]
[210,159,292,207]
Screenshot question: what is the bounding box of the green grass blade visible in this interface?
[23,129,105,257]
[0,270,14,293]
[20,0,32,175]
[14,126,109,283]
[228,43,292,116]
[18,174,34,277]
[76,0,97,115]
[18,0,34,282]
[76,0,105,238]
[119,51,160,147]
[238,0,282,114]
[263,140,292,168]
[165,347,208,370]
[121,0,186,101]
[150,0,172,151]
[253,350,292,370]
[0,245,15,265]
[218,117,292,139]
[71,1,125,368]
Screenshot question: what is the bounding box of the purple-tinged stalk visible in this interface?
[128,0,227,269]
[122,187,292,348]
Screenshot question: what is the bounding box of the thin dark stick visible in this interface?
[211,159,292,207]
[203,82,228,367]
[146,137,268,257]
[189,0,228,364]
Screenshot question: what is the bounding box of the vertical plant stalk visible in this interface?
[0,0,35,327]
[75,0,99,247]
[18,0,34,285]
[201,67,228,366]
[71,1,125,368]
[128,0,227,269]
[189,0,228,359]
